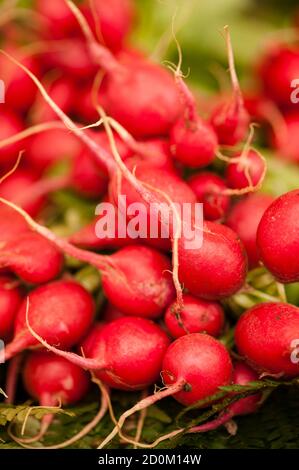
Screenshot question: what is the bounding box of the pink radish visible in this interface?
[210,27,249,146]
[226,149,266,191]
[4,280,95,360]
[178,221,247,299]
[22,351,90,441]
[98,333,232,448]
[0,232,63,284]
[0,276,23,341]
[165,294,224,338]
[257,190,299,283]
[188,172,230,221]
[226,193,274,268]
[235,302,299,377]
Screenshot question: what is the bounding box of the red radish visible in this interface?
[133,139,176,172]
[0,109,24,168]
[0,232,63,284]
[0,169,46,217]
[28,128,82,172]
[70,149,108,198]
[178,221,247,299]
[31,76,76,123]
[5,280,95,360]
[101,245,175,318]
[165,294,224,338]
[210,27,249,146]
[226,193,274,268]
[83,0,135,52]
[0,48,38,112]
[235,302,299,377]
[31,316,171,391]
[73,82,99,123]
[0,276,23,341]
[102,303,126,323]
[0,204,29,242]
[22,351,90,440]
[226,149,266,191]
[188,172,230,221]
[98,54,182,137]
[45,39,97,79]
[257,190,299,282]
[35,0,82,39]
[98,333,232,448]
[258,44,299,107]
[270,112,299,163]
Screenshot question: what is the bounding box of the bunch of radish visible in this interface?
[0,0,298,450]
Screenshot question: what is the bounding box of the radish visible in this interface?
[169,68,217,168]
[0,169,47,217]
[101,245,175,318]
[98,333,232,447]
[235,302,299,377]
[0,109,24,169]
[270,112,299,164]
[35,0,82,39]
[0,47,38,112]
[188,172,230,221]
[21,351,90,441]
[65,1,182,137]
[178,221,247,299]
[257,190,299,283]
[28,127,82,172]
[0,276,23,341]
[0,232,63,284]
[70,149,108,198]
[82,0,135,52]
[165,294,224,338]
[226,149,266,192]
[29,316,171,391]
[4,280,95,360]
[258,43,299,107]
[226,193,274,268]
[0,203,29,242]
[210,27,249,146]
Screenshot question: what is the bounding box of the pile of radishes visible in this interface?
[0,0,299,449]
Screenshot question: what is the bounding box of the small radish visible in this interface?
[0,169,47,217]
[235,302,299,377]
[65,3,182,137]
[210,27,249,146]
[0,276,23,341]
[165,294,224,338]
[82,0,135,52]
[4,280,95,360]
[31,76,76,123]
[0,48,39,112]
[0,232,63,284]
[257,190,299,283]
[258,43,299,107]
[28,128,82,172]
[169,71,217,168]
[98,333,232,448]
[22,351,90,441]
[188,172,230,221]
[178,221,247,299]
[225,149,266,192]
[31,316,171,391]
[0,109,24,168]
[101,245,175,318]
[226,193,274,268]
